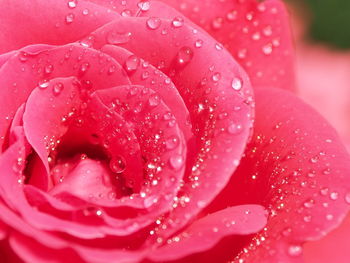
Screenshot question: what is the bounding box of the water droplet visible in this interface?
[215,43,223,50]
[65,13,75,24]
[257,3,267,12]
[106,30,131,45]
[330,191,339,200]
[326,214,334,221]
[67,0,77,9]
[124,55,140,73]
[79,36,94,47]
[169,155,184,170]
[237,49,247,59]
[165,136,179,150]
[138,0,150,11]
[303,199,315,208]
[252,32,261,41]
[195,39,203,48]
[146,17,161,30]
[345,192,350,204]
[227,123,243,135]
[263,26,272,36]
[282,227,292,237]
[309,156,319,164]
[172,17,184,28]
[96,209,103,216]
[226,10,237,21]
[79,62,90,75]
[38,80,49,89]
[231,77,243,91]
[246,12,254,21]
[141,71,149,80]
[262,44,273,55]
[212,72,221,82]
[18,51,28,62]
[320,187,329,196]
[148,94,160,107]
[53,82,64,96]
[211,17,223,30]
[108,191,116,200]
[109,155,126,173]
[175,46,193,68]
[288,245,302,257]
[82,8,89,15]
[44,64,54,74]
[107,65,117,75]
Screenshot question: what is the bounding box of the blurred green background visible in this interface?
[288,0,350,49]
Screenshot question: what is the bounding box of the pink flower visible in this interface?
[288,5,350,263]
[0,0,348,262]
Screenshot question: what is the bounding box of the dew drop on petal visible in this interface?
[53,82,64,96]
[326,214,334,221]
[211,17,223,30]
[330,191,339,200]
[320,187,329,196]
[212,72,221,82]
[175,46,193,68]
[148,94,160,107]
[124,55,140,73]
[110,155,126,173]
[172,17,184,28]
[44,64,54,74]
[65,13,75,24]
[82,8,89,15]
[262,44,273,55]
[79,36,94,48]
[146,17,161,30]
[231,77,243,91]
[288,245,303,257]
[345,192,350,204]
[215,43,223,51]
[226,10,237,21]
[67,0,77,9]
[108,65,117,75]
[227,123,243,135]
[138,0,150,11]
[107,30,131,45]
[263,26,273,36]
[165,136,179,150]
[38,80,49,89]
[169,155,184,170]
[195,39,203,48]
[18,51,28,62]
[79,62,90,75]
[303,199,315,208]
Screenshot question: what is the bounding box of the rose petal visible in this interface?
[0,44,130,151]
[49,90,143,196]
[303,212,350,263]
[0,135,129,239]
[96,84,187,212]
[100,44,193,145]
[49,158,128,203]
[204,88,350,262]
[0,0,120,53]
[23,77,82,188]
[0,219,7,240]
[149,205,267,261]
[89,15,254,241]
[9,232,84,263]
[158,0,295,91]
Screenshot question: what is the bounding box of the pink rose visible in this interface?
[0,0,349,262]
[288,6,350,262]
